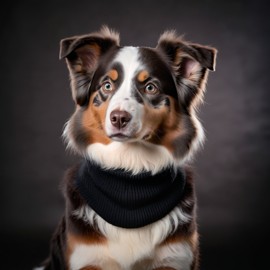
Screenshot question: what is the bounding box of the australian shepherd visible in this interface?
[36,26,217,270]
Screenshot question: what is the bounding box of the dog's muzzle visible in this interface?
[110,110,132,130]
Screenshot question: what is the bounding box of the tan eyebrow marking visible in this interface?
[137,70,149,82]
[108,69,118,81]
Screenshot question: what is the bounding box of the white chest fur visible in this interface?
[70,205,193,270]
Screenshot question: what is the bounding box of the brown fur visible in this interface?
[81,95,111,145]
[137,70,150,82]
[108,69,119,81]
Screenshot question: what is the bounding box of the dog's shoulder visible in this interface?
[60,164,83,208]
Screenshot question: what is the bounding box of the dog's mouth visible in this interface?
[109,133,132,142]
[109,131,153,143]
[106,122,141,142]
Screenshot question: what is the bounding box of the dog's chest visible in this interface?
[69,205,162,269]
[68,228,193,270]
[69,229,155,269]
[68,205,193,270]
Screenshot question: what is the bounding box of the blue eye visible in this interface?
[101,82,114,92]
[145,83,158,95]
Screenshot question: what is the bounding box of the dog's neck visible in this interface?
[75,159,186,228]
[86,141,178,175]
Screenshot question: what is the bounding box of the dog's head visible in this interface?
[60,26,217,173]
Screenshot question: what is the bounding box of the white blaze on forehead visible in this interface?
[105,46,145,138]
[109,46,142,109]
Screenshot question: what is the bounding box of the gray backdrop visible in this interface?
[1,0,269,269]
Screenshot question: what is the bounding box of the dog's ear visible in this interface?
[157,31,217,108]
[59,26,120,106]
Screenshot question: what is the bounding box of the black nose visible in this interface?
[110,110,132,129]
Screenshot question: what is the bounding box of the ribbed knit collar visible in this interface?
[75,160,186,228]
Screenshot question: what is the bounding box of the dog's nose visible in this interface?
[110,110,132,129]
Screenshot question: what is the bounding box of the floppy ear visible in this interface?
[59,26,120,106]
[157,31,217,108]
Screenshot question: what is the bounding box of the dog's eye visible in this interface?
[101,82,114,93]
[144,83,158,95]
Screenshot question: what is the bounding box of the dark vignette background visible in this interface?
[1,0,270,269]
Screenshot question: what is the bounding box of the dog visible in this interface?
[36,26,217,270]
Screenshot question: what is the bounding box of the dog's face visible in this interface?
[61,27,216,168]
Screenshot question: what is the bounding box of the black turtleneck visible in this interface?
[75,160,186,229]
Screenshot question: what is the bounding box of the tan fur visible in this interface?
[81,95,111,145]
[137,70,150,82]
[108,69,119,81]
[142,97,182,154]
